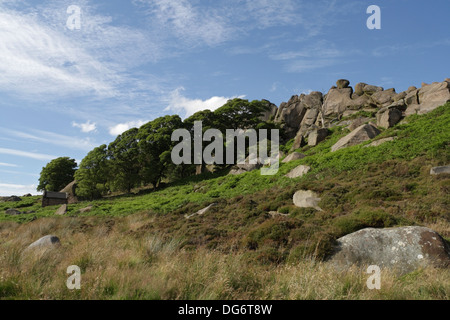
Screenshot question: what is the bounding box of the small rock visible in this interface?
[364,137,395,148]
[5,208,22,215]
[79,205,93,213]
[430,166,450,175]
[185,203,217,219]
[269,211,290,218]
[293,190,322,211]
[285,165,311,179]
[55,204,67,216]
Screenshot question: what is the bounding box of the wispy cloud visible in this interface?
[0,162,18,168]
[2,129,96,151]
[0,147,56,161]
[164,87,245,119]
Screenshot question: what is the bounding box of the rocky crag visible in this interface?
[272,78,450,150]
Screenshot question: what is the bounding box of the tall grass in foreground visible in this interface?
[0,216,448,300]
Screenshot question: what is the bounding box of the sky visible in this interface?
[0,0,449,196]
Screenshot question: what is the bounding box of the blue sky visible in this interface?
[0,0,449,196]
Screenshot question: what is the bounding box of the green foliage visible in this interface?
[75,145,109,200]
[37,157,77,192]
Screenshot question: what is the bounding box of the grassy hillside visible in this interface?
[0,103,449,299]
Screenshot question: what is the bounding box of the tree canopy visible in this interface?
[37,157,77,192]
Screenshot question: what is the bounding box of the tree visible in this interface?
[37,157,77,192]
[137,115,183,188]
[108,128,141,193]
[74,145,109,200]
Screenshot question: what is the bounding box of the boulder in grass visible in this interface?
[282,152,306,163]
[285,165,311,179]
[331,124,380,152]
[5,208,22,215]
[328,227,450,274]
[26,235,61,251]
[55,204,67,216]
[293,190,322,211]
[430,166,450,175]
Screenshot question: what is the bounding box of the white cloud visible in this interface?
[0,183,39,197]
[108,120,148,136]
[0,162,18,167]
[72,120,97,133]
[0,147,56,161]
[164,87,245,119]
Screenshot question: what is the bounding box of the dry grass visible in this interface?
[1,215,448,300]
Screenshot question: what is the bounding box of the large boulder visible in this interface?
[229,157,264,175]
[376,107,403,128]
[60,181,78,204]
[371,88,396,107]
[26,235,61,251]
[308,128,328,146]
[336,79,350,89]
[331,124,381,152]
[417,81,450,114]
[293,190,322,211]
[328,227,450,274]
[259,100,278,121]
[354,83,383,96]
[274,95,307,139]
[3,196,22,202]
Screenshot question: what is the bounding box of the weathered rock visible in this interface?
[291,131,305,150]
[336,79,350,89]
[60,181,78,204]
[269,211,289,218]
[259,100,278,121]
[282,152,306,163]
[371,88,396,107]
[430,166,450,175]
[285,165,311,179]
[417,81,450,114]
[331,124,381,152]
[293,190,322,211]
[393,91,407,102]
[229,156,264,175]
[55,204,67,216]
[405,90,419,105]
[274,95,307,138]
[3,196,22,202]
[364,137,395,148]
[323,87,354,117]
[185,203,217,219]
[348,117,371,131]
[5,208,22,215]
[377,107,403,128]
[79,206,93,214]
[23,193,32,197]
[354,83,383,96]
[26,235,61,251]
[328,227,450,274]
[308,128,328,146]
